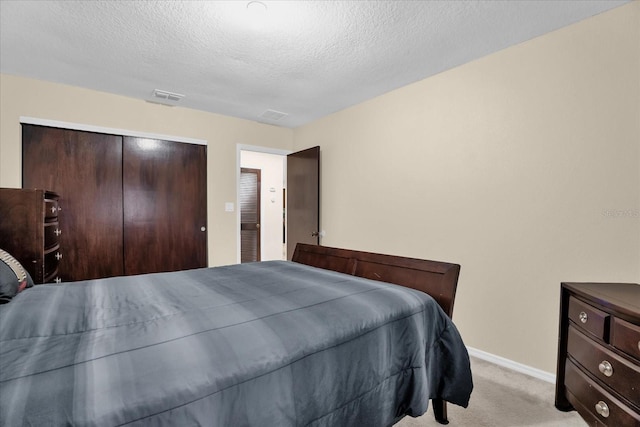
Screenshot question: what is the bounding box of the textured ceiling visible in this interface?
[0,0,630,128]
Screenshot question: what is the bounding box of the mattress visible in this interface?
[0,260,472,426]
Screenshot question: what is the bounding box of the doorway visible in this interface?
[239,148,288,262]
[238,145,320,263]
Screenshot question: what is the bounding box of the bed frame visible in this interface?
[292,243,462,425]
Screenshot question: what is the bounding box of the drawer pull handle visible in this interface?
[55,252,63,260]
[598,361,613,377]
[579,311,588,323]
[595,401,609,418]
[54,229,62,236]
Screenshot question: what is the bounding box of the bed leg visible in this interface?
[432,398,449,425]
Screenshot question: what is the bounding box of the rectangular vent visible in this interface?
[147,89,185,106]
[259,109,288,121]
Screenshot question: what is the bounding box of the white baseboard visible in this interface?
[466,346,556,384]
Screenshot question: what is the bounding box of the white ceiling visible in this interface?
[0,0,630,128]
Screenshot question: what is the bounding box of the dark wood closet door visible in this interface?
[22,125,124,281]
[123,137,207,275]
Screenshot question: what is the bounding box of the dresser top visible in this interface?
[562,282,640,322]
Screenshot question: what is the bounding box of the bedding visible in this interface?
[0,260,472,426]
[0,248,34,304]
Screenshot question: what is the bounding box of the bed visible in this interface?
[0,244,472,426]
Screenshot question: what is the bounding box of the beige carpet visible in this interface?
[395,356,587,427]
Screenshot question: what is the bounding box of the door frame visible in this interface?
[19,116,207,146]
[236,144,291,264]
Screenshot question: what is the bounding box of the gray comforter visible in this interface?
[0,261,472,426]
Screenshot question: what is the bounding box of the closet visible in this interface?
[22,124,207,282]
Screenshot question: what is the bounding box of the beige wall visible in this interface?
[294,2,640,373]
[0,74,294,266]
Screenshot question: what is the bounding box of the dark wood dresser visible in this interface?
[555,282,640,426]
[0,188,62,283]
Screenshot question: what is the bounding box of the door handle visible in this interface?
[311,231,319,237]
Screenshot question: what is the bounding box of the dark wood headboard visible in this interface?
[292,244,461,318]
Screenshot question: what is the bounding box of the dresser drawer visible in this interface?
[566,390,607,427]
[569,296,610,341]
[44,222,61,249]
[44,267,61,284]
[565,360,640,426]
[567,325,640,406]
[612,318,640,363]
[44,198,59,221]
[44,245,62,279]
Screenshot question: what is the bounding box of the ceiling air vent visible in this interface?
[147,89,185,106]
[259,109,288,122]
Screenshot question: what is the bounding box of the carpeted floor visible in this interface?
[395,356,587,427]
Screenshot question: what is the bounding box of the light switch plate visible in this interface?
[225,202,234,212]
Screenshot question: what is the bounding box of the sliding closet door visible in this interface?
[22,125,124,281]
[122,137,207,275]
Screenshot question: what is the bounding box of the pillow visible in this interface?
[0,249,34,304]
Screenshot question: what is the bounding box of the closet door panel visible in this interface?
[22,125,124,281]
[123,137,207,275]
